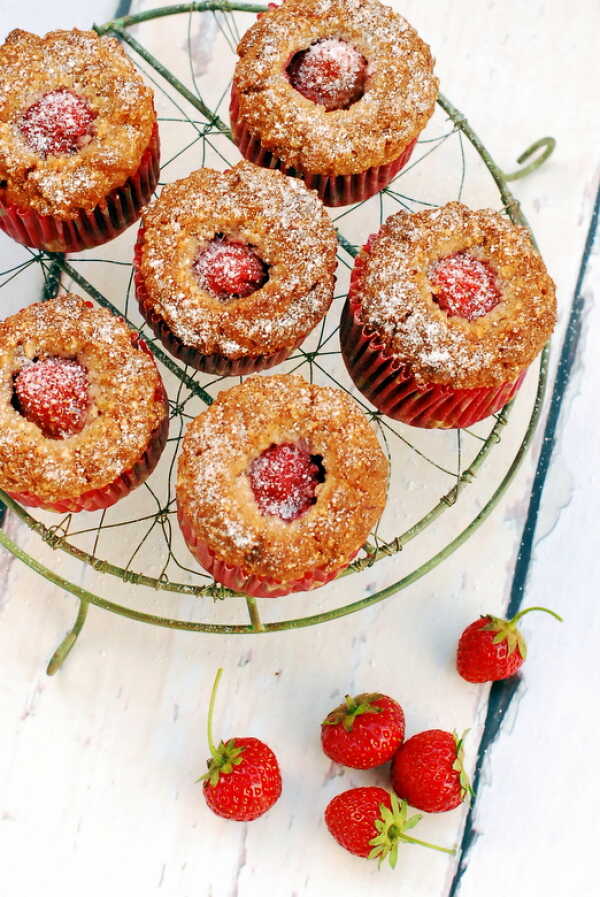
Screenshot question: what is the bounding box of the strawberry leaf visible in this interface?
[322,693,383,730]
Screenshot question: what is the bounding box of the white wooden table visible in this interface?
[1,2,598,896]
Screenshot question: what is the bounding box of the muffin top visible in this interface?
[349,203,556,389]
[0,295,167,502]
[136,162,338,360]
[233,0,438,176]
[0,29,156,217]
[177,374,388,584]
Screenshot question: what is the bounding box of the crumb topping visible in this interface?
[0,295,168,502]
[233,0,438,176]
[350,202,557,389]
[137,161,338,359]
[0,29,156,217]
[177,374,388,583]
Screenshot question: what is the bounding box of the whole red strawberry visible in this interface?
[321,693,405,769]
[20,89,96,157]
[325,787,455,867]
[456,605,563,683]
[430,250,501,320]
[14,357,89,439]
[391,730,472,813]
[193,238,268,300]
[249,442,322,522]
[287,38,368,111]
[199,668,282,821]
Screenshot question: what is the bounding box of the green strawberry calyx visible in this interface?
[481,605,563,660]
[197,667,246,788]
[452,730,474,802]
[322,692,383,732]
[200,738,245,787]
[369,793,456,869]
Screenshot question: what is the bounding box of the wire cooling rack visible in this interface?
[0,3,556,671]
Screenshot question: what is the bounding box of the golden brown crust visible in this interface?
[353,203,556,389]
[177,374,388,583]
[0,29,156,217]
[0,295,168,502]
[137,162,338,359]
[233,0,438,176]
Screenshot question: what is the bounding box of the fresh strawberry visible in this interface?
[391,729,473,813]
[430,250,501,320]
[20,89,96,157]
[456,605,563,683]
[287,38,368,111]
[321,693,405,769]
[324,787,455,867]
[249,442,323,522]
[199,668,282,821]
[13,357,89,439]
[193,238,268,300]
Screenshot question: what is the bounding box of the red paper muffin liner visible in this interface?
[340,237,527,429]
[6,334,169,513]
[230,85,415,207]
[134,225,305,375]
[0,123,160,253]
[178,503,355,598]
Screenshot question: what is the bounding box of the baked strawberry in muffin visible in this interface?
[231,0,438,206]
[340,203,556,429]
[134,162,338,375]
[0,29,159,252]
[176,374,388,597]
[0,295,168,512]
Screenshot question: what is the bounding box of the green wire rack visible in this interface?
[0,3,556,672]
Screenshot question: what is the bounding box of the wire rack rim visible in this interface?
[0,343,549,635]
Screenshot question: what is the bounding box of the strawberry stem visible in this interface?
[399,834,456,855]
[207,667,224,759]
[510,606,563,625]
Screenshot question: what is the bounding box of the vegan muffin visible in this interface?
[134,162,338,375]
[0,295,168,512]
[177,374,389,597]
[340,202,556,428]
[0,28,159,252]
[231,0,438,205]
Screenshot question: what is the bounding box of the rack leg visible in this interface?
[46,598,89,676]
[245,596,265,632]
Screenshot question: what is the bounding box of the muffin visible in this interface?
[0,295,169,512]
[231,0,438,206]
[340,203,556,429]
[177,374,388,597]
[134,162,338,375]
[0,29,159,252]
